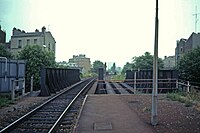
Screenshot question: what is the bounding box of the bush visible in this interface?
[18,45,56,90]
[177,47,200,83]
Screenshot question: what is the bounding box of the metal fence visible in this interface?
[0,58,25,93]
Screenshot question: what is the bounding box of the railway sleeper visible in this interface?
[29,117,58,121]
[17,123,53,128]
[23,120,55,124]
[38,109,64,112]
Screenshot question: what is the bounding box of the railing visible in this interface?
[176,80,190,92]
[11,79,25,100]
[97,78,198,93]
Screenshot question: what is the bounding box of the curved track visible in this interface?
[0,78,95,133]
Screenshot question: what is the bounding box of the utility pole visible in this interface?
[151,0,159,126]
[193,6,200,33]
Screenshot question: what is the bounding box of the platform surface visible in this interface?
[75,95,155,133]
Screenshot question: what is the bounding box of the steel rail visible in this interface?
[0,78,90,133]
[48,78,95,133]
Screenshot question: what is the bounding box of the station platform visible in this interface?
[75,95,155,133]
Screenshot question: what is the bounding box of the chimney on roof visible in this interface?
[42,26,46,33]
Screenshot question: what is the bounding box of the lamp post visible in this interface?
[151,0,159,126]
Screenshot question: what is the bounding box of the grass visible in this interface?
[110,74,125,81]
[167,91,200,107]
[0,94,15,108]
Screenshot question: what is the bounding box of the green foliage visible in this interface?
[111,62,116,73]
[132,52,163,70]
[92,60,104,73]
[122,52,163,74]
[177,47,200,83]
[18,45,56,90]
[122,62,134,74]
[0,94,15,108]
[0,44,12,58]
[81,72,97,78]
[110,74,125,80]
[167,91,200,107]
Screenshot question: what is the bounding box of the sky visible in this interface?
[0,0,199,68]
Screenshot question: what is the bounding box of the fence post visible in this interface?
[30,75,34,92]
[22,78,25,96]
[187,81,190,93]
[176,80,178,89]
[11,80,15,100]
[134,71,136,94]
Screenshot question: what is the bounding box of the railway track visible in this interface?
[0,78,95,133]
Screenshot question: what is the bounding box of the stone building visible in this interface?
[163,56,175,69]
[175,32,200,64]
[9,26,56,56]
[68,54,91,73]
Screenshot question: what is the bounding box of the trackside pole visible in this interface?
[151,0,159,126]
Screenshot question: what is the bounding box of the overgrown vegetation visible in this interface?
[0,95,15,108]
[167,91,200,107]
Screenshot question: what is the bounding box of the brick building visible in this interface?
[175,32,200,64]
[68,54,91,73]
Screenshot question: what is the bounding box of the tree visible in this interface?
[92,60,104,73]
[18,45,56,90]
[0,44,12,58]
[177,47,200,84]
[122,62,134,74]
[132,52,163,70]
[111,62,116,74]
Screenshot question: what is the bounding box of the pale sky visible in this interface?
[0,0,199,67]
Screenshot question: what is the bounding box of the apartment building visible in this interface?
[10,26,56,56]
[68,54,91,73]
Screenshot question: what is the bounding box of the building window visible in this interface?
[180,47,183,52]
[34,39,37,44]
[18,40,22,48]
[27,39,30,45]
